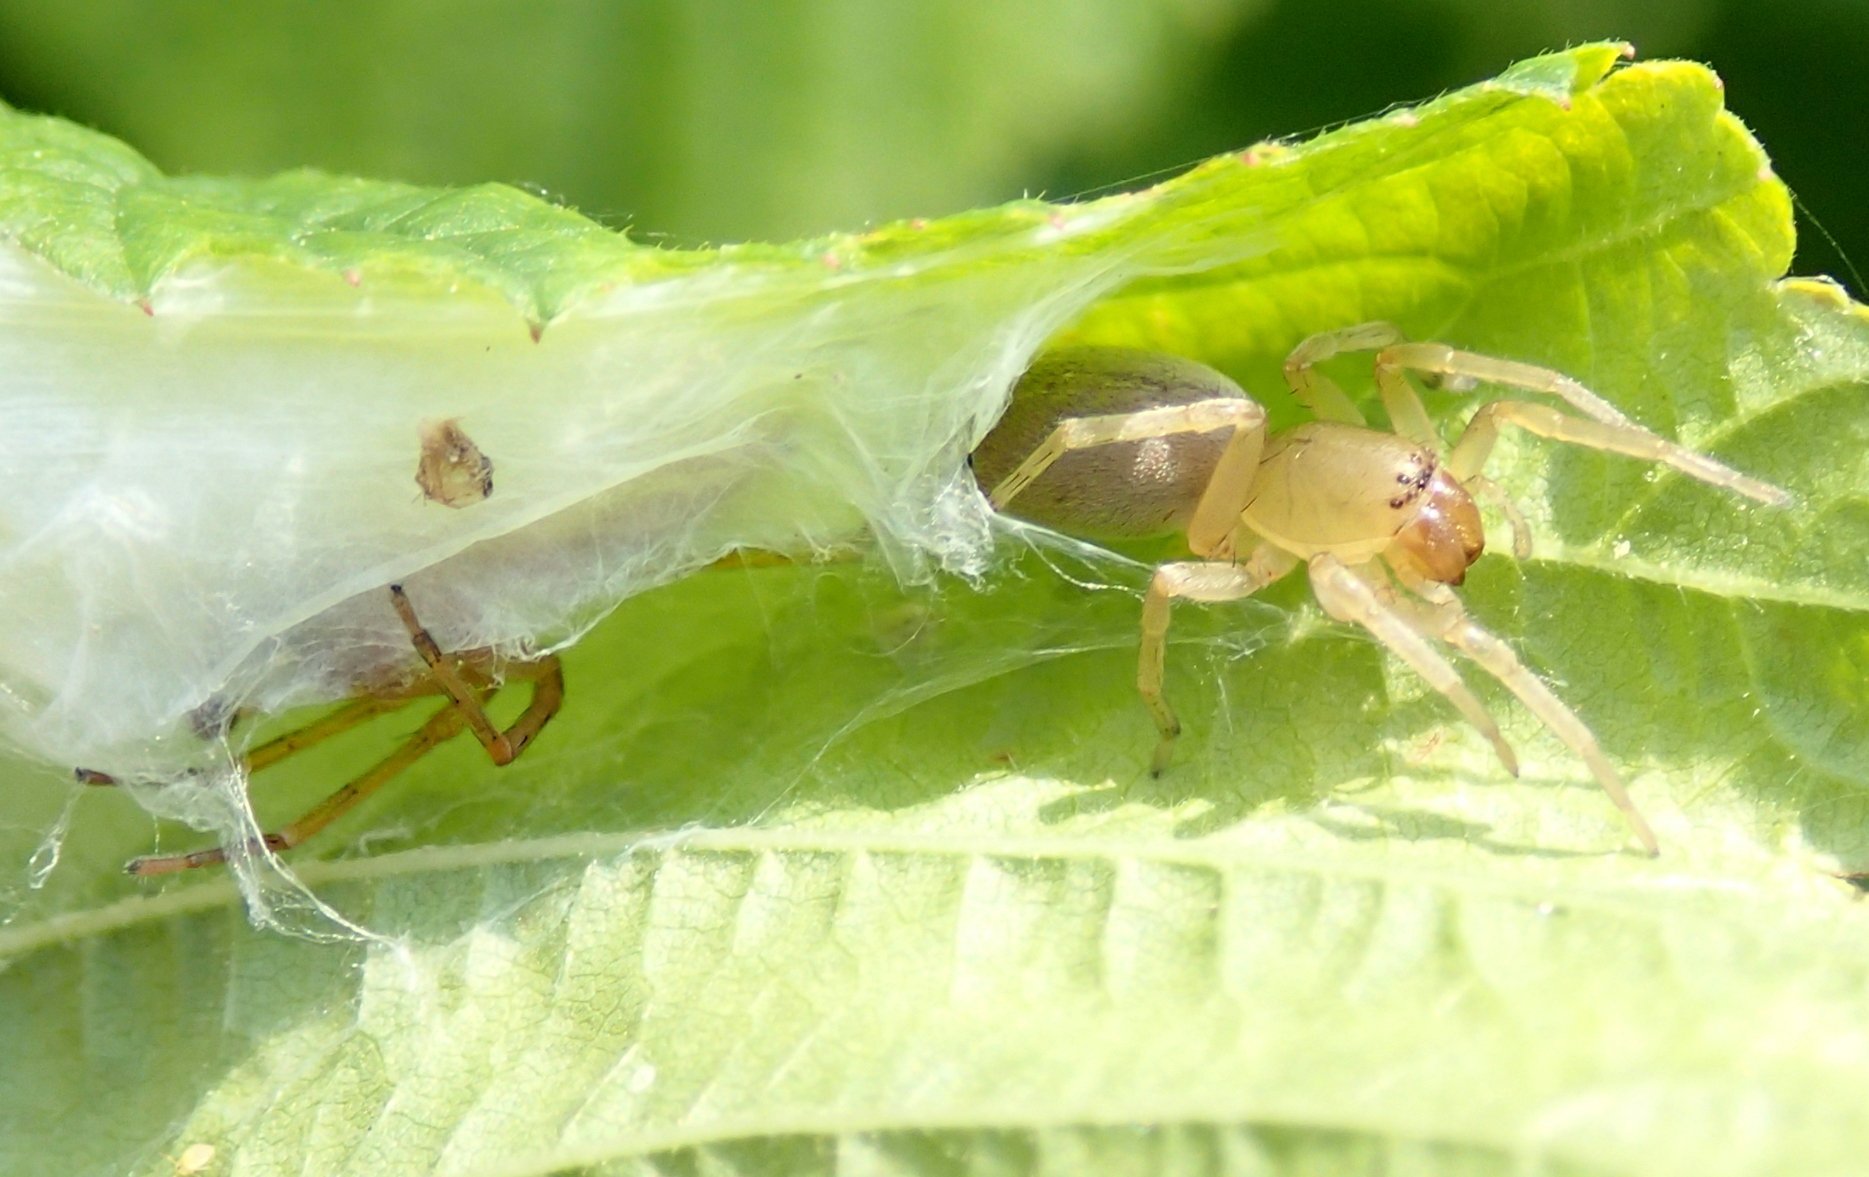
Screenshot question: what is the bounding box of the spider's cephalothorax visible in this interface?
[974,325,1790,855]
[1243,422,1485,585]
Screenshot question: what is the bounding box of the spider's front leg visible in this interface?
[1287,323,1790,507]
[1382,567,1661,856]
[1304,555,1523,784]
[1442,392,1790,507]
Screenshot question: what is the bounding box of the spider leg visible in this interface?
[1306,553,1521,779]
[1385,568,1661,856]
[390,584,565,765]
[118,589,565,873]
[1141,545,1296,773]
[985,398,1267,558]
[1371,342,1790,506]
[1282,323,1397,430]
[1462,473,1533,560]
[125,696,472,876]
[76,695,411,787]
[245,696,411,773]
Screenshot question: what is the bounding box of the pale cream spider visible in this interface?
[970,324,1790,855]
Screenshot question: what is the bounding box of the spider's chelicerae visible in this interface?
[970,323,1790,854]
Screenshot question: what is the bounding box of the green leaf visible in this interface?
[3,46,1868,1177]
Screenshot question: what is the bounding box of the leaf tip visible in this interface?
[1489,42,1632,106]
[1778,276,1859,313]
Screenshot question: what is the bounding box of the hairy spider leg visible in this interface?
[1381,564,1662,855]
[1306,553,1523,782]
[388,584,562,765]
[1140,546,1296,773]
[1290,323,1790,507]
[985,397,1268,559]
[122,586,565,875]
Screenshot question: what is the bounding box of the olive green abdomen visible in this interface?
[971,347,1246,540]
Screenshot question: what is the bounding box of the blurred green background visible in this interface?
[0,0,1861,282]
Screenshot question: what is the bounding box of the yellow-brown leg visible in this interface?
[125,700,472,875]
[118,587,566,873]
[389,584,565,765]
[75,695,409,787]
[245,696,410,772]
[389,584,518,761]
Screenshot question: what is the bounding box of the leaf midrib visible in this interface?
[489,1104,1540,1177]
[4,820,1851,963]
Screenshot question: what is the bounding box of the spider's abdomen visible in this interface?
[973,347,1244,539]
